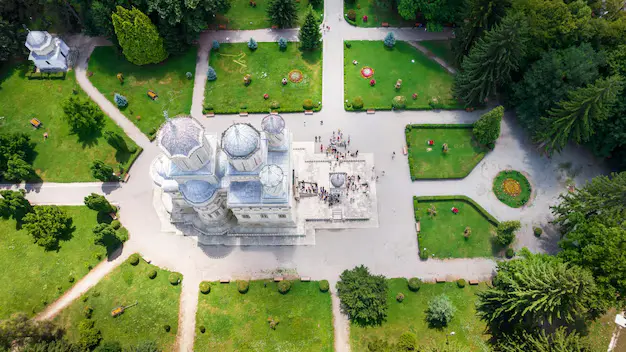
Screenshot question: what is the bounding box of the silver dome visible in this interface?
[261,114,285,134]
[26,31,49,49]
[158,117,204,157]
[221,123,260,158]
[259,164,284,188]
[330,173,345,188]
[179,180,217,204]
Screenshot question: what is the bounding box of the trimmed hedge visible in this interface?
[128,253,140,266]
[457,279,466,288]
[121,147,143,179]
[505,248,515,259]
[319,280,329,292]
[200,281,211,294]
[148,269,157,279]
[413,196,499,226]
[405,123,475,130]
[277,280,291,294]
[168,272,182,286]
[408,278,421,292]
[237,280,249,294]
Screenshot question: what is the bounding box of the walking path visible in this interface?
[2,3,609,352]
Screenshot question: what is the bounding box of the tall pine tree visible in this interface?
[267,0,298,29]
[537,75,624,154]
[299,7,320,50]
[112,6,168,65]
[454,13,528,107]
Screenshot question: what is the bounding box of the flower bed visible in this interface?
[493,170,531,208]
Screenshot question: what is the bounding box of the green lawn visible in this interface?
[344,41,460,110]
[0,206,108,319]
[206,43,323,114]
[195,280,334,351]
[420,40,455,66]
[350,279,489,351]
[216,0,324,30]
[56,256,181,351]
[0,65,139,182]
[582,309,619,350]
[344,0,413,28]
[414,197,498,258]
[87,46,196,138]
[405,125,488,179]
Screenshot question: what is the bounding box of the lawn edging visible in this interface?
[406,123,474,129]
[413,195,499,226]
[122,146,143,178]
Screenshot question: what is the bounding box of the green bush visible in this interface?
[319,280,330,292]
[163,324,171,332]
[473,105,503,147]
[117,227,129,242]
[412,196,419,221]
[407,278,421,292]
[419,248,429,260]
[396,292,405,302]
[200,281,211,294]
[237,280,249,294]
[277,280,291,294]
[270,101,280,109]
[347,9,356,21]
[534,227,543,237]
[199,325,206,333]
[69,276,75,283]
[110,220,121,230]
[303,99,314,110]
[148,270,157,279]
[426,294,456,327]
[397,332,417,351]
[345,42,352,48]
[505,248,515,258]
[496,220,521,247]
[392,96,406,109]
[457,279,466,288]
[168,272,181,286]
[352,96,364,110]
[493,170,532,208]
[92,291,100,297]
[128,253,140,266]
[78,319,102,350]
[83,306,93,319]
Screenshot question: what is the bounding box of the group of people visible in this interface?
[317,187,340,206]
[298,180,318,195]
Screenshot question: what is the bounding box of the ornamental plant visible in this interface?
[264,93,269,99]
[248,37,258,50]
[207,66,217,81]
[370,79,376,86]
[212,40,220,51]
[114,93,128,108]
[278,37,288,51]
[426,294,456,327]
[363,15,368,22]
[384,32,396,48]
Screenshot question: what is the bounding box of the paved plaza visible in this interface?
[1,1,608,351]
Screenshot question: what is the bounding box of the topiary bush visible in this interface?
[505,248,515,258]
[248,37,258,50]
[277,280,291,294]
[278,37,288,51]
[534,227,543,237]
[114,93,128,108]
[319,280,329,292]
[396,292,405,302]
[496,220,521,247]
[408,277,421,292]
[426,294,456,327]
[347,9,356,21]
[168,272,181,286]
[207,66,217,81]
[384,32,396,48]
[128,254,140,266]
[457,279,466,288]
[212,40,220,51]
[110,220,121,230]
[392,96,406,109]
[352,96,364,110]
[419,247,429,260]
[199,325,206,333]
[303,99,314,110]
[148,269,157,279]
[200,281,211,294]
[473,105,503,148]
[237,280,249,294]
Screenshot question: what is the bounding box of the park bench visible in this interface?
[300,276,311,282]
[30,118,41,128]
[436,278,446,283]
[414,22,422,28]
[220,278,230,283]
[147,90,158,100]
[123,173,130,183]
[304,110,313,115]
[205,112,215,118]
[239,112,248,117]
[403,145,407,155]
[382,22,389,27]
[415,221,421,234]
[218,24,227,30]
[109,212,118,220]
[273,277,283,282]
[366,109,375,114]
[469,280,479,285]
[271,25,278,30]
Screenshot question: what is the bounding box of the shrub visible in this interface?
[270,100,280,109]
[93,291,100,297]
[82,295,89,302]
[396,293,405,302]
[163,324,171,332]
[352,96,364,110]
[408,278,421,292]
[303,99,314,110]
[495,220,521,247]
[199,325,206,333]
[78,319,102,350]
[278,37,288,50]
[200,281,211,294]
[111,220,121,230]
[277,280,291,294]
[248,37,258,50]
[426,294,456,327]
[319,280,330,292]
[398,332,417,350]
[114,93,128,108]
[212,40,220,51]
[207,66,217,81]
[419,248,429,260]
[337,265,388,325]
[169,273,181,285]
[84,306,93,319]
[117,227,129,242]
[128,253,140,266]
[69,276,75,283]
[345,42,352,48]
[384,32,396,48]
[457,279,466,288]
[237,280,249,294]
[148,269,157,279]
[505,248,515,258]
[202,103,213,113]
[473,105,503,147]
[534,227,543,237]
[392,96,406,109]
[186,72,192,79]
[347,9,356,21]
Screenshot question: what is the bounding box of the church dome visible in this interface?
[179,180,217,204]
[26,31,49,48]
[157,117,204,157]
[260,164,284,188]
[330,173,345,188]
[221,123,260,158]
[261,114,285,134]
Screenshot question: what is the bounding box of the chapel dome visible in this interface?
[179,180,217,205]
[26,31,49,48]
[259,164,284,188]
[157,116,204,157]
[330,173,346,188]
[221,123,260,158]
[261,114,285,134]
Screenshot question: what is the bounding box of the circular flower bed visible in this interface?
[360,66,374,78]
[288,69,303,83]
[493,170,531,208]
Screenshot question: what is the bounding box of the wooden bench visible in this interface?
[204,112,215,118]
[469,280,479,285]
[271,25,278,30]
[415,221,421,234]
[123,173,130,183]
[147,90,158,100]
[403,145,407,155]
[218,24,227,30]
[366,109,375,114]
[382,22,389,27]
[300,276,311,282]
[239,112,248,117]
[220,278,230,284]
[109,212,118,220]
[414,22,422,28]
[304,110,313,115]
[30,118,41,128]
[273,277,283,282]
[436,278,446,283]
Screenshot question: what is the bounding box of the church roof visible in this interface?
[25,31,50,50]
[221,123,260,159]
[179,180,217,204]
[158,117,204,157]
[330,173,346,188]
[261,114,285,134]
[259,164,284,188]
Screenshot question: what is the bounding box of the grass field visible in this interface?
[0,65,139,182]
[206,43,323,114]
[216,0,324,30]
[87,46,196,138]
[344,0,413,28]
[405,125,488,179]
[414,197,498,258]
[344,41,460,111]
[56,256,181,350]
[0,206,107,319]
[420,40,455,66]
[194,280,334,351]
[350,279,489,351]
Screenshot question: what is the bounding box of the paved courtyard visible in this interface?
[1,0,607,351]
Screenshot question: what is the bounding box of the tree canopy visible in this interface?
[61,96,105,135]
[0,189,32,223]
[337,265,388,325]
[473,105,503,147]
[112,6,168,65]
[267,0,298,28]
[22,206,74,250]
[84,193,116,213]
[299,7,320,50]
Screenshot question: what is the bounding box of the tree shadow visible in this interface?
[75,125,103,148]
[300,48,322,65]
[45,220,76,252]
[98,230,123,257]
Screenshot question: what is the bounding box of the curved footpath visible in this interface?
[2,2,608,351]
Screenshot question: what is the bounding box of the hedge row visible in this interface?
[121,147,143,179]
[344,103,462,112]
[209,106,322,114]
[413,195,499,226]
[405,124,475,130]
[26,71,66,80]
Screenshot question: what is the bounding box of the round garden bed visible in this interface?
[493,170,532,208]
[288,69,303,83]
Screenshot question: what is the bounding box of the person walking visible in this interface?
[392,151,396,160]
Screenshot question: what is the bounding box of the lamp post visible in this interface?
[446,331,455,345]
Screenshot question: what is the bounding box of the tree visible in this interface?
[477,249,598,332]
[90,160,116,182]
[0,132,34,179]
[247,37,258,50]
[397,332,417,351]
[22,206,73,250]
[0,313,64,350]
[299,8,321,51]
[207,66,217,81]
[125,341,160,352]
[0,19,26,62]
[495,220,520,247]
[84,193,115,213]
[267,0,298,29]
[454,13,528,107]
[114,93,128,108]
[426,294,456,327]
[61,96,105,135]
[84,1,115,38]
[112,6,168,65]
[104,131,130,153]
[77,320,101,350]
[337,265,388,325]
[397,0,463,31]
[92,223,119,247]
[497,327,590,352]
[536,76,624,154]
[0,189,32,222]
[277,37,288,51]
[473,105,503,147]
[22,339,80,352]
[383,32,395,48]
[4,157,34,182]
[95,341,122,352]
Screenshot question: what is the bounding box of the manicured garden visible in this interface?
[0,206,108,319]
[413,196,499,259]
[194,279,333,351]
[205,42,323,114]
[344,0,413,28]
[350,279,489,351]
[420,40,455,66]
[216,0,323,30]
[87,46,196,138]
[55,255,182,350]
[0,65,139,182]
[493,170,532,208]
[405,125,488,179]
[344,41,460,111]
